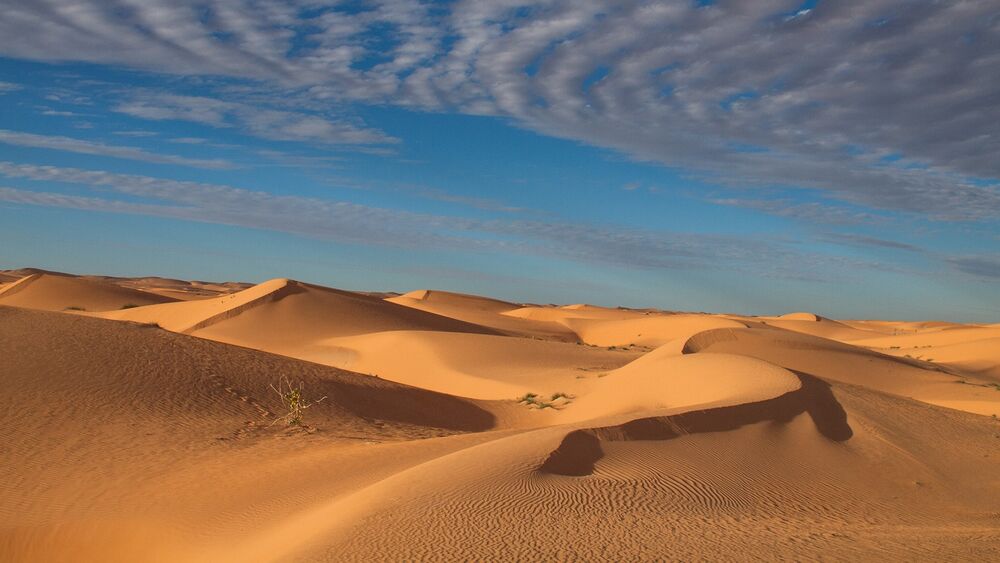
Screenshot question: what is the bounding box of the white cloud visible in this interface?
[115,93,397,145]
[0,130,233,169]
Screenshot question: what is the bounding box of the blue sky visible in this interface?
[0,0,998,321]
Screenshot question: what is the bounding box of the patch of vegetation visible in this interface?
[138,321,161,328]
[64,306,86,311]
[550,392,574,401]
[270,376,326,427]
[517,392,539,404]
[120,303,139,309]
[517,392,563,410]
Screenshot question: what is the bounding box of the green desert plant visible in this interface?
[120,303,139,309]
[64,306,86,311]
[517,392,539,404]
[550,392,574,401]
[270,376,326,427]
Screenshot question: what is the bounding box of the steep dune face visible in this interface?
[682,326,1000,416]
[565,352,802,423]
[0,273,177,312]
[541,373,850,476]
[100,278,499,342]
[388,290,580,341]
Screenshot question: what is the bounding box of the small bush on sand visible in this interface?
[270,376,327,427]
[120,303,139,309]
[517,392,538,404]
[64,306,86,311]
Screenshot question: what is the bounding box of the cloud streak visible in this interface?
[0,130,233,169]
[115,93,398,145]
[0,160,884,281]
[947,255,1000,280]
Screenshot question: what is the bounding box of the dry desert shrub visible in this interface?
[270,376,326,426]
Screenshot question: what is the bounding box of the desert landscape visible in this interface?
[2,1,998,560]
[1,267,998,561]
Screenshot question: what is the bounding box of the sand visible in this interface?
[2,270,999,561]
[0,272,177,311]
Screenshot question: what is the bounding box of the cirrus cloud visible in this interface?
[0,0,997,220]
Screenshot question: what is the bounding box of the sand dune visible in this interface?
[3,270,1000,561]
[0,307,498,561]
[101,277,497,337]
[307,330,640,399]
[0,268,249,301]
[682,326,1000,416]
[564,351,802,422]
[0,272,177,312]
[750,312,885,341]
[564,313,748,347]
[504,303,645,323]
[388,289,580,341]
[392,288,520,312]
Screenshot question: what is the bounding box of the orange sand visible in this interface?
[2,269,998,561]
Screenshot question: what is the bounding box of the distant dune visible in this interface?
[0,272,177,311]
[2,269,999,561]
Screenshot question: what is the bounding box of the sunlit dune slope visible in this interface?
[0,273,177,312]
[100,278,499,339]
[308,330,640,399]
[681,326,1000,416]
[388,289,580,341]
[564,313,748,347]
[564,351,801,422]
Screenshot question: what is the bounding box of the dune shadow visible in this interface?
[540,372,851,476]
[324,380,496,432]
